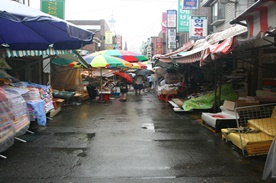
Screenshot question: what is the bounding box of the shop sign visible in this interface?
[167,10,177,28]
[178,0,191,32]
[167,28,177,49]
[183,0,198,10]
[189,16,208,39]
[41,0,65,19]
[162,12,167,33]
[155,37,163,54]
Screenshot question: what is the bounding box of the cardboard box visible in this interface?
[223,100,259,111]
[256,90,276,97]
[161,90,178,95]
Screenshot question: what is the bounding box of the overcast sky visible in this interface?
[29,0,178,53]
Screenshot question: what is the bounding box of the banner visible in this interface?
[178,0,192,32]
[105,31,113,45]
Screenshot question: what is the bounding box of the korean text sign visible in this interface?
[189,16,207,39]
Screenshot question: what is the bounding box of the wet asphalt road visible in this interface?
[0,91,275,183]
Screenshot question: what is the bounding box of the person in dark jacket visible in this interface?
[86,79,100,100]
[119,78,128,102]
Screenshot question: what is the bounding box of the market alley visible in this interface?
[0,91,272,183]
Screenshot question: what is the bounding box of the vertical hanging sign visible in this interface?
[41,0,65,19]
[167,29,177,49]
[167,10,177,28]
[161,12,167,33]
[189,16,208,39]
[105,31,113,45]
[155,37,163,54]
[167,10,177,49]
[178,0,192,32]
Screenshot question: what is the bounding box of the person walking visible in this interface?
[119,78,128,102]
[133,75,144,95]
[147,74,153,92]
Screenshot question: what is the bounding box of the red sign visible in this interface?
[155,37,163,54]
[162,12,167,33]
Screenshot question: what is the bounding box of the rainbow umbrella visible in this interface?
[83,54,132,68]
[90,50,148,62]
[83,54,132,102]
[131,62,147,69]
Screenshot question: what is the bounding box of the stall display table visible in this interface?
[158,90,178,103]
[98,91,111,102]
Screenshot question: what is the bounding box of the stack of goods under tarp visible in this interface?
[0,88,15,154]
[157,79,180,96]
[3,82,54,126]
[10,82,54,126]
[3,90,30,137]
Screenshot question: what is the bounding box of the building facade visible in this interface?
[67,20,111,54]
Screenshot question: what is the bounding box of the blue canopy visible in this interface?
[0,0,94,50]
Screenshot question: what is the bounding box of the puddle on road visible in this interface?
[141,123,155,131]
[53,132,95,140]
[52,147,87,157]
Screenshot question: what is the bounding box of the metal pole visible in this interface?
[100,68,103,102]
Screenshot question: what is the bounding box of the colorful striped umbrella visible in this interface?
[83,54,132,68]
[131,62,147,69]
[90,50,148,62]
[83,54,132,102]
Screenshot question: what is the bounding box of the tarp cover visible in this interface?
[51,65,83,93]
[182,83,238,111]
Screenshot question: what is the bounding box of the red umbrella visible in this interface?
[114,72,133,83]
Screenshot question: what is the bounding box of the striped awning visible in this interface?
[2,48,74,58]
[230,0,276,38]
[174,25,247,64]
[154,40,194,63]
[200,37,234,64]
[1,48,89,68]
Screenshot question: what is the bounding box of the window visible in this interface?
[211,1,225,23]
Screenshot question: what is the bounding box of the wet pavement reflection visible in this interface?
[0,91,273,183]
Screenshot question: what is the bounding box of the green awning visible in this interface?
[2,48,89,68]
[2,48,74,58]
